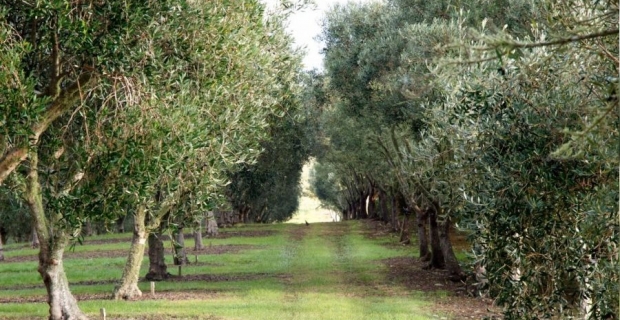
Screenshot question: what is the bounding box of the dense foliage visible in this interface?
[312,0,618,318]
[0,0,303,318]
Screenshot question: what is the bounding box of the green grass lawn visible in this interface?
[0,221,456,319]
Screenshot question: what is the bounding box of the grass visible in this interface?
[0,221,450,319]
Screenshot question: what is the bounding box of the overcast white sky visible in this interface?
[286,1,348,70]
[265,0,370,70]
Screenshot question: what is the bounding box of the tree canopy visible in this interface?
[0,0,304,317]
[312,0,618,318]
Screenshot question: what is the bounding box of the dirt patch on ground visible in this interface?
[79,230,275,246]
[383,254,501,319]
[361,220,501,318]
[0,272,288,303]
[212,230,276,239]
[4,244,257,263]
[0,290,223,304]
[360,219,395,239]
[166,272,287,284]
[287,224,308,241]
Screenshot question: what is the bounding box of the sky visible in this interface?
[266,0,369,70]
[286,1,349,70]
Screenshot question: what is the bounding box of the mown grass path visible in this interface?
[0,221,460,319]
[276,222,430,320]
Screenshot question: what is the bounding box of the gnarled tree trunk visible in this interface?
[367,194,376,219]
[31,224,40,249]
[193,228,204,250]
[193,215,204,250]
[206,211,218,238]
[0,226,7,248]
[378,190,390,223]
[399,214,410,244]
[416,208,431,261]
[113,206,147,300]
[26,149,87,320]
[38,234,87,320]
[390,195,398,231]
[438,216,464,281]
[116,215,126,233]
[428,207,445,269]
[113,197,173,298]
[172,226,188,266]
[358,190,367,219]
[145,230,168,281]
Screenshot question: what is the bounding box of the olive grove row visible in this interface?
[309,0,618,319]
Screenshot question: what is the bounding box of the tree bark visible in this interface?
[399,214,410,244]
[114,195,174,298]
[83,220,93,237]
[428,207,445,269]
[390,195,398,231]
[438,216,465,281]
[416,208,431,261]
[193,215,204,250]
[172,226,188,266]
[378,190,390,223]
[206,211,218,237]
[343,201,351,221]
[358,190,367,219]
[193,228,204,250]
[116,215,126,233]
[26,148,88,320]
[0,226,7,248]
[31,224,40,249]
[367,194,376,219]
[145,230,168,281]
[113,206,147,300]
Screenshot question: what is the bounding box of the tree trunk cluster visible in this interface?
[414,205,464,281]
[337,173,464,283]
[215,210,236,227]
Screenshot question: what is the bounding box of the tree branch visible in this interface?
[0,72,97,185]
[477,28,619,50]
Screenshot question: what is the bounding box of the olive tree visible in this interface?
[0,2,178,318]
[1,0,303,318]
[432,0,618,317]
[111,0,303,299]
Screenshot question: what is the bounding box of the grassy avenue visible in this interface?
[0,221,490,319]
